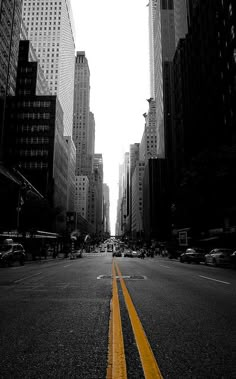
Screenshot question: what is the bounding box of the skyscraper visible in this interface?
[73,51,92,176]
[0,0,23,160]
[174,0,188,48]
[148,0,187,157]
[103,184,110,235]
[22,0,76,137]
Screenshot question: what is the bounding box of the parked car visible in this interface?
[131,250,139,258]
[180,247,206,264]
[204,248,233,267]
[0,240,26,266]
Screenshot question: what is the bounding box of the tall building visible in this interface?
[172,0,236,237]
[116,153,130,236]
[75,176,89,220]
[88,112,95,156]
[73,51,92,176]
[174,0,188,48]
[131,161,145,238]
[93,154,104,235]
[153,0,175,157]
[22,0,76,137]
[103,183,110,235]
[148,0,158,99]
[64,136,76,213]
[148,0,187,158]
[139,98,158,162]
[129,143,140,234]
[0,0,23,160]
[4,40,71,232]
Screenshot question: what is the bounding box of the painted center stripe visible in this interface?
[115,261,163,379]
[199,275,230,285]
[111,261,127,378]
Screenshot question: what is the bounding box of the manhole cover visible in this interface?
[97,275,112,279]
[127,275,147,280]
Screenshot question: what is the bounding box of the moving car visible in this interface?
[0,240,26,266]
[124,249,133,258]
[180,247,206,264]
[204,248,233,267]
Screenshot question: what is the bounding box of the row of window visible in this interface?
[17,137,49,144]
[16,113,51,120]
[19,150,48,157]
[17,125,49,132]
[19,162,48,169]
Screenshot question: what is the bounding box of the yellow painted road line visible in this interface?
[107,261,127,379]
[115,261,163,379]
[106,300,113,379]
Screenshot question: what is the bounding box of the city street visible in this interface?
[0,254,235,378]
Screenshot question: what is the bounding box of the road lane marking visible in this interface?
[13,272,42,283]
[159,264,171,269]
[110,261,127,378]
[63,264,72,268]
[199,275,230,285]
[106,300,113,379]
[115,261,163,379]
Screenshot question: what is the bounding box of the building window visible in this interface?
[161,0,167,9]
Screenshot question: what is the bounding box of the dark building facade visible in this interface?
[4,40,69,232]
[0,0,23,160]
[143,158,170,242]
[172,0,236,242]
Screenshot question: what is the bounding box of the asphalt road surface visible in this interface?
[0,253,235,378]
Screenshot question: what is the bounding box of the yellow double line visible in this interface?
[107,260,163,379]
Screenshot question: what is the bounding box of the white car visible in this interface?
[204,248,233,267]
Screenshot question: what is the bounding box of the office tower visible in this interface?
[75,176,89,220]
[116,164,123,236]
[156,0,175,157]
[148,0,158,99]
[0,0,23,160]
[5,40,70,232]
[129,143,140,236]
[116,153,130,236]
[143,158,169,241]
[139,98,157,162]
[88,112,95,156]
[64,136,76,213]
[131,161,145,238]
[103,184,110,235]
[147,0,188,157]
[174,0,188,48]
[93,154,103,235]
[73,51,93,176]
[22,0,75,137]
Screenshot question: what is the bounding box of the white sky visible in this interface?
[70,0,150,234]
